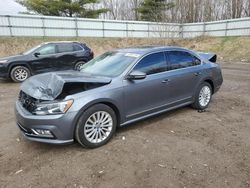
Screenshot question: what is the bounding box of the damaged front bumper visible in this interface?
[15,71,112,144]
[15,101,77,144]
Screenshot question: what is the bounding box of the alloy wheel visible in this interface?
[76,63,84,71]
[84,111,113,144]
[198,85,211,107]
[14,68,28,81]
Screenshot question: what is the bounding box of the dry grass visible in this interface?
[0,36,249,62]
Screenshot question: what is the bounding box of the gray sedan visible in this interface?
[15,46,223,148]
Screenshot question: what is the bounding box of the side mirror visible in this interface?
[127,71,146,80]
[34,52,40,57]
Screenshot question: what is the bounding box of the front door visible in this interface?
[123,52,169,121]
[30,44,57,73]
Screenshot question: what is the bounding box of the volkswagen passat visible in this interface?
[15,46,223,148]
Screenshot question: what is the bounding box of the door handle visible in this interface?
[162,79,170,83]
[194,72,202,76]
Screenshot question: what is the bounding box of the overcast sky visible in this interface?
[0,0,26,15]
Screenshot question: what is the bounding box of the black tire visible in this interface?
[75,104,117,148]
[74,61,86,71]
[10,66,31,83]
[192,82,212,110]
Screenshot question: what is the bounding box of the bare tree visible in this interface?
[99,0,250,23]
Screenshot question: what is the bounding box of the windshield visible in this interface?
[22,44,42,55]
[80,51,140,77]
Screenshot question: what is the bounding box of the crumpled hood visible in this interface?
[20,71,112,101]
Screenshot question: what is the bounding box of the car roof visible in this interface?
[42,41,82,45]
[115,45,192,55]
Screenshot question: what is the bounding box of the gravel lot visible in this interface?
[0,61,250,188]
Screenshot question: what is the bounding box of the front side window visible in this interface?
[133,52,166,75]
[36,45,56,55]
[57,44,74,53]
[23,44,42,55]
[167,51,201,70]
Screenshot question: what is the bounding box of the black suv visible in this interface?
[0,41,93,82]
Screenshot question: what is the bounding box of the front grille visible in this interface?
[19,91,37,113]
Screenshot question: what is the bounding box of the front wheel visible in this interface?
[74,61,86,71]
[192,82,212,110]
[10,66,31,82]
[75,104,117,148]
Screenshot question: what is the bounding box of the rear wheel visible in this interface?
[75,104,117,148]
[192,82,212,110]
[10,66,31,82]
[74,61,86,71]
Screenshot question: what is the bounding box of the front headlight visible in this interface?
[33,100,73,115]
[0,59,8,63]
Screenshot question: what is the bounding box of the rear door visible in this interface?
[164,50,203,103]
[56,43,82,70]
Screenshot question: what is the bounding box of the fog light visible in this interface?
[31,129,53,138]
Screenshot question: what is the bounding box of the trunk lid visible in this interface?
[198,52,217,63]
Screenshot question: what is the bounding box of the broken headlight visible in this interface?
[33,100,73,115]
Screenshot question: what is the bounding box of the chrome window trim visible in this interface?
[56,43,84,54]
[124,49,203,79]
[165,50,203,72]
[124,50,167,78]
[34,43,84,57]
[35,44,57,56]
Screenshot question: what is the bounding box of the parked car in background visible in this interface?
[0,41,93,82]
[15,46,223,148]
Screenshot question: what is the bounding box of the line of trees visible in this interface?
[16,0,108,18]
[17,0,250,23]
[101,0,250,22]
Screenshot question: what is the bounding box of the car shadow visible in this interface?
[19,106,193,151]
[0,78,15,84]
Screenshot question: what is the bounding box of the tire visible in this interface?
[192,82,212,110]
[10,66,31,83]
[74,61,86,71]
[75,104,117,148]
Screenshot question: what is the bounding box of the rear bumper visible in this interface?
[15,101,77,145]
[214,76,223,94]
[214,85,221,93]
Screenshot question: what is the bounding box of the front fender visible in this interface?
[7,62,32,75]
[70,98,123,135]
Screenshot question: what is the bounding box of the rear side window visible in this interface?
[82,44,90,51]
[167,51,201,70]
[57,44,74,53]
[73,44,83,51]
[133,52,166,75]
